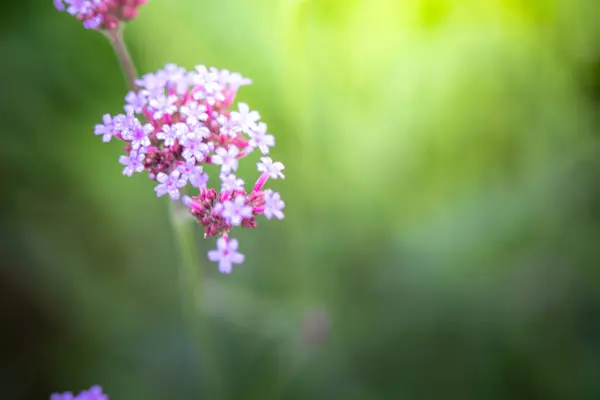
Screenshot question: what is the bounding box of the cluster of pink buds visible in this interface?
[54,0,148,29]
[94,64,285,273]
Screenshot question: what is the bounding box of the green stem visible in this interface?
[169,202,204,329]
[170,204,223,397]
[103,25,223,396]
[104,25,138,92]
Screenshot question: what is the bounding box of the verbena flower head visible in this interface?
[95,64,285,273]
[54,0,149,30]
[51,385,108,400]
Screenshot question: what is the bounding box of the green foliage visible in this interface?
[2,0,600,398]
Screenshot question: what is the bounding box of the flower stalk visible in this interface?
[104,26,222,395]
[53,0,285,396]
[104,26,137,92]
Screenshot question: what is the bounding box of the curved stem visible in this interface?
[104,25,138,92]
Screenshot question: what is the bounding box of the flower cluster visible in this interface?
[51,385,108,400]
[54,0,148,29]
[95,64,285,273]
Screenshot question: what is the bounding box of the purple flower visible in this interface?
[119,148,146,177]
[249,122,275,154]
[215,114,242,138]
[159,63,194,96]
[215,68,252,90]
[220,195,253,226]
[181,133,212,163]
[54,0,65,11]
[112,112,133,129]
[136,72,166,97]
[124,122,152,149]
[191,68,225,104]
[257,157,285,179]
[75,385,108,400]
[220,173,245,191]
[212,146,240,173]
[124,90,147,114]
[94,114,117,142]
[208,236,245,274]
[231,102,260,133]
[173,122,191,138]
[192,124,210,140]
[51,385,108,400]
[160,63,187,93]
[263,190,285,220]
[64,0,91,15]
[177,162,209,189]
[189,169,209,189]
[83,14,103,29]
[90,63,285,273]
[180,102,208,127]
[149,94,178,119]
[157,124,179,147]
[154,170,187,200]
[50,392,74,400]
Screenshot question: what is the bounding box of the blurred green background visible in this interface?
[2,0,600,398]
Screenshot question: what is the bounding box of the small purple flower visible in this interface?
[160,63,187,91]
[54,0,65,11]
[160,64,194,96]
[220,195,253,226]
[249,122,275,154]
[192,124,210,139]
[157,124,179,147]
[190,65,210,85]
[193,79,225,105]
[180,102,208,127]
[65,0,91,15]
[177,162,209,189]
[182,195,192,206]
[173,122,191,138]
[216,68,252,90]
[112,112,132,128]
[257,157,285,179]
[189,169,209,189]
[208,236,245,274]
[149,94,178,119]
[124,122,153,149]
[154,170,187,200]
[220,173,245,191]
[136,72,166,97]
[50,392,74,400]
[51,385,108,400]
[215,114,242,138]
[212,146,240,173]
[94,114,117,142]
[124,90,147,114]
[76,385,108,400]
[231,102,260,133]
[263,190,285,220]
[181,133,211,163]
[119,148,146,177]
[83,14,103,29]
